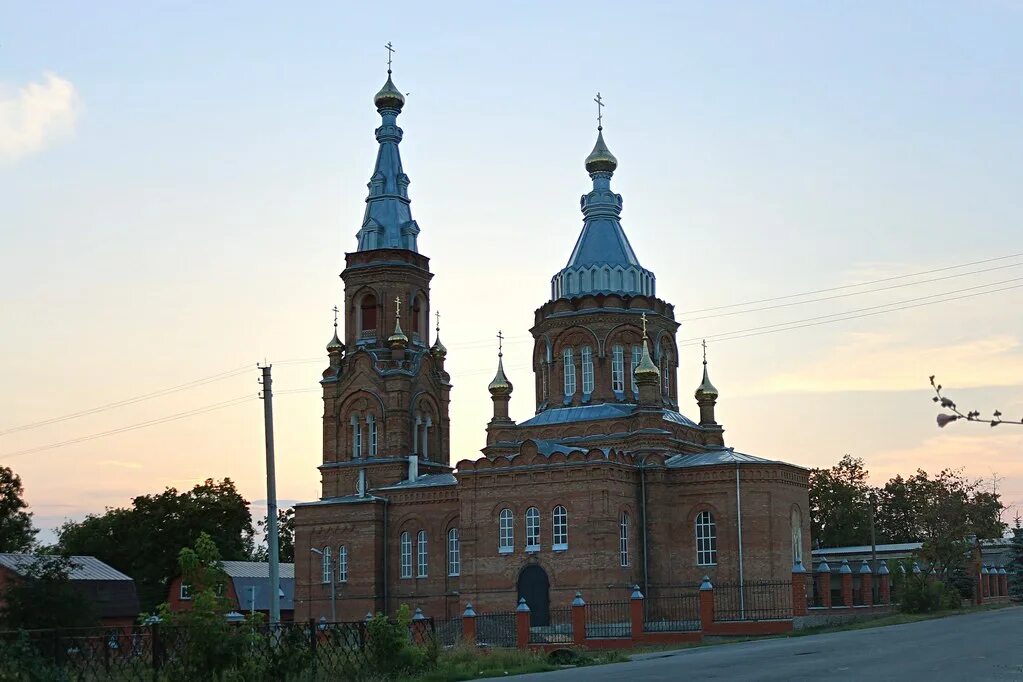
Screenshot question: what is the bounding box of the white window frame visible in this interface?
[338,545,349,583]
[620,513,630,567]
[552,505,568,551]
[447,528,460,576]
[581,346,594,395]
[525,507,541,552]
[563,348,576,396]
[321,546,332,583]
[179,583,191,601]
[631,345,642,392]
[611,345,624,392]
[417,530,428,577]
[368,414,378,457]
[499,508,514,554]
[696,511,718,566]
[351,414,362,459]
[400,531,412,579]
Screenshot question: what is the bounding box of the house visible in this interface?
[166,561,295,622]
[0,553,140,627]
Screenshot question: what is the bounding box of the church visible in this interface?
[293,67,811,624]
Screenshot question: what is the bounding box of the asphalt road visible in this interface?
[511,607,1023,681]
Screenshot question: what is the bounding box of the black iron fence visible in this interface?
[475,611,517,647]
[714,580,792,621]
[644,592,700,632]
[584,601,631,639]
[431,617,463,647]
[528,607,573,644]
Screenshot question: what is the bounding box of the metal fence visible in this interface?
[584,601,631,639]
[644,592,701,632]
[475,611,517,647]
[714,580,793,621]
[528,607,573,644]
[431,617,463,647]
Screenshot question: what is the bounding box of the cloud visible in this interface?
[756,332,1023,394]
[0,73,80,162]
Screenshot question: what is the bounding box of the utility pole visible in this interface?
[259,364,281,625]
[868,490,878,601]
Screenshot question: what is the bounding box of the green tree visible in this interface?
[57,478,254,610]
[252,507,295,563]
[1005,519,1023,602]
[0,466,37,552]
[808,455,873,548]
[0,555,97,630]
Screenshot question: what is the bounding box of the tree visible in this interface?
[58,478,254,610]
[874,474,923,543]
[0,466,37,552]
[252,507,295,563]
[0,555,97,630]
[1007,520,1023,602]
[808,455,873,548]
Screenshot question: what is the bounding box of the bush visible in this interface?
[0,632,68,682]
[899,575,961,614]
[365,605,437,678]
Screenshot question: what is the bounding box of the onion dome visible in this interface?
[584,129,618,174]
[326,329,345,354]
[634,339,660,381]
[374,71,405,111]
[387,317,409,350]
[431,335,447,359]
[488,354,513,396]
[694,363,718,401]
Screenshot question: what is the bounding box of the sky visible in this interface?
[2,1,1022,543]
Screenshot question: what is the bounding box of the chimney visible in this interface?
[408,455,419,483]
[357,469,367,497]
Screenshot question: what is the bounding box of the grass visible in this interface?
[394,644,627,682]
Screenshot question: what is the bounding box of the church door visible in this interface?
[517,565,550,626]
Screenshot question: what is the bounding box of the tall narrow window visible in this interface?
[417,530,428,577]
[552,505,568,550]
[447,528,460,576]
[351,415,362,459]
[412,296,421,335]
[631,345,642,392]
[611,345,624,392]
[581,346,594,394]
[321,546,332,583]
[525,507,540,551]
[360,294,377,335]
[368,415,378,457]
[791,508,803,565]
[696,511,717,566]
[499,508,514,553]
[619,513,630,567]
[400,531,412,579]
[661,349,671,394]
[338,545,349,583]
[563,348,576,396]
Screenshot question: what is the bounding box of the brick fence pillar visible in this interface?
[817,558,832,609]
[981,566,990,601]
[839,560,853,607]
[699,576,715,631]
[989,566,999,598]
[791,562,807,617]
[999,568,1009,598]
[878,561,891,604]
[411,608,428,645]
[859,560,873,607]
[515,598,530,649]
[571,592,586,646]
[630,585,645,643]
[462,603,477,646]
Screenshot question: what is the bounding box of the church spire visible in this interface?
[695,340,719,426]
[356,44,421,253]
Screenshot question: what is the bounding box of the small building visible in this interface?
[0,553,140,627]
[166,561,295,622]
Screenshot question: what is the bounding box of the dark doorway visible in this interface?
[517,565,550,626]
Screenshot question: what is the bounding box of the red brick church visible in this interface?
[293,69,810,623]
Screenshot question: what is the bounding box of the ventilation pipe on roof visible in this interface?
[357,469,367,498]
[408,455,419,483]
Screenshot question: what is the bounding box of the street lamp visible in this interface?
[309,547,336,623]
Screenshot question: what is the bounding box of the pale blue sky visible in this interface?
[2,2,1021,540]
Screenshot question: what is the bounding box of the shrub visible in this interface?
[365,604,437,678]
[899,575,960,614]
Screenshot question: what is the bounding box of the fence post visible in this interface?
[412,607,428,645]
[877,561,890,605]
[988,566,998,598]
[999,568,1008,598]
[630,585,645,643]
[462,603,477,646]
[516,598,531,649]
[570,592,586,645]
[699,576,714,632]
[817,558,832,609]
[859,560,873,607]
[791,562,807,617]
[981,566,990,601]
[839,560,853,607]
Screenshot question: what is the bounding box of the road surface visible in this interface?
[511,607,1023,681]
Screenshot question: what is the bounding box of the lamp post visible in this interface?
[309,547,336,622]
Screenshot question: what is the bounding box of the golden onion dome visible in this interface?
[431,335,448,359]
[585,129,618,174]
[387,318,409,350]
[694,364,719,401]
[374,72,405,111]
[326,330,345,354]
[488,356,513,396]
[633,339,660,382]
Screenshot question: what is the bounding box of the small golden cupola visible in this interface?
[387,296,409,350]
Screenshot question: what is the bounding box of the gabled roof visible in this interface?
[665,447,778,468]
[518,404,699,429]
[220,561,295,579]
[376,473,458,490]
[0,554,133,581]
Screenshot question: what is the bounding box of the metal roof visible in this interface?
[519,403,635,427]
[220,561,295,579]
[0,554,133,581]
[665,447,776,468]
[232,576,295,613]
[811,543,923,556]
[377,473,458,490]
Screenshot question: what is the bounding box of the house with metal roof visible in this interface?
[166,560,295,622]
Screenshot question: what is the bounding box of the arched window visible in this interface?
[399,531,412,579]
[791,508,803,565]
[412,296,421,335]
[660,347,672,395]
[338,545,349,583]
[350,414,362,459]
[367,414,378,457]
[321,546,332,583]
[416,530,428,577]
[620,513,630,567]
[525,507,540,551]
[552,505,568,550]
[630,345,642,393]
[611,344,624,392]
[696,511,717,566]
[581,346,594,394]
[499,508,514,553]
[447,528,460,576]
[360,293,377,336]
[562,348,576,396]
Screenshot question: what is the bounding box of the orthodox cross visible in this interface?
[594,92,605,130]
[497,330,504,356]
[702,339,708,365]
[332,305,339,329]
[435,310,441,334]
[641,312,648,339]
[385,42,395,72]
[394,296,401,317]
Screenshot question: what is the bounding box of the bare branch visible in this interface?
[930,375,1022,428]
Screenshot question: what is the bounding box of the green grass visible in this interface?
[397,645,627,682]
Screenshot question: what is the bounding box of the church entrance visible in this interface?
[516,565,550,626]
